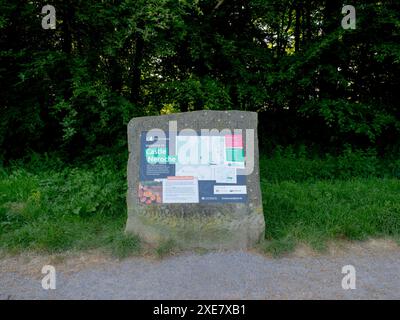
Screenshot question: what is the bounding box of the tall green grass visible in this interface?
[260,146,400,254]
[0,155,140,257]
[262,178,400,255]
[260,145,400,182]
[0,148,399,256]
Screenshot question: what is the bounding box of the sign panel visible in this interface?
[139,131,247,204]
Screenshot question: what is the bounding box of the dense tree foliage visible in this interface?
[1,0,399,160]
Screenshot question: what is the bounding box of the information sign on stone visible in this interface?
[126,110,265,249]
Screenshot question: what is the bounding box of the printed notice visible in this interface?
[139,131,247,204]
[214,185,247,195]
[175,164,214,180]
[214,166,237,184]
[162,176,199,203]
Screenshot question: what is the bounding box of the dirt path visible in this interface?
[1,240,399,300]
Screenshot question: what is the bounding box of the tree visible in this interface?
[0,0,399,160]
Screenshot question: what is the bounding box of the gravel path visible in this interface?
[1,249,399,300]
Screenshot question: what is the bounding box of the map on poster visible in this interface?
[138,131,247,204]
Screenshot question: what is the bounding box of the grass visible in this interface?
[0,156,140,258]
[155,239,177,258]
[0,149,399,257]
[262,178,400,255]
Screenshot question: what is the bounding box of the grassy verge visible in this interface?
[0,151,399,257]
[262,178,400,255]
[0,157,139,258]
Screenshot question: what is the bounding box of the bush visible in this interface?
[261,145,398,182]
[0,156,127,253]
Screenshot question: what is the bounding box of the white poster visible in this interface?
[140,131,247,204]
[162,176,199,203]
[214,166,237,183]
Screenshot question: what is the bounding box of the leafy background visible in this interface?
[1,0,399,161]
[0,1,399,255]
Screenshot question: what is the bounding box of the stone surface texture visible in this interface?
[125,110,265,249]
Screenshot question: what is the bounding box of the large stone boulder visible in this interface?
[125,110,265,249]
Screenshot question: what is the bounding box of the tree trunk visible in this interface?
[323,0,342,35]
[130,21,145,104]
[305,0,312,43]
[61,5,73,100]
[294,0,301,52]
